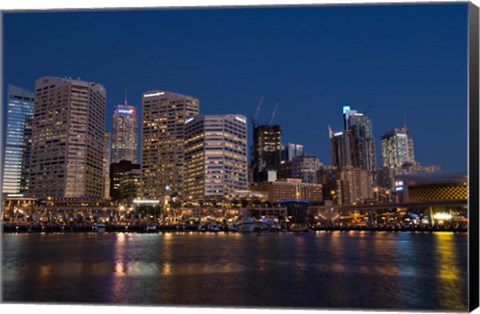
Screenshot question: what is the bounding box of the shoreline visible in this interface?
[1,222,468,234]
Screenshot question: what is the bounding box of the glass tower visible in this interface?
[381,126,415,168]
[344,108,376,173]
[2,85,35,195]
[111,104,138,163]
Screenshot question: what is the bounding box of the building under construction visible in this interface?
[250,95,282,182]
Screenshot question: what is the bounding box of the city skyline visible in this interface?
[3,3,469,172]
[0,3,476,312]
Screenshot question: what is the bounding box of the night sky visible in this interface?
[3,3,469,172]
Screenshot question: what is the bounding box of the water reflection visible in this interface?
[434,232,466,310]
[1,232,468,310]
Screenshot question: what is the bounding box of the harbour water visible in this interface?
[2,231,468,311]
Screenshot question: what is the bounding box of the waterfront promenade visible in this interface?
[2,198,468,233]
[1,220,468,233]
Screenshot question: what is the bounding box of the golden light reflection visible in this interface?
[163,262,172,275]
[331,264,345,273]
[374,265,399,276]
[358,265,369,274]
[40,265,51,277]
[434,232,466,310]
[435,232,459,281]
[223,262,234,273]
[115,263,126,276]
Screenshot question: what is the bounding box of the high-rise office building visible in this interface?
[343,106,376,173]
[317,165,339,201]
[110,160,141,201]
[111,104,138,163]
[330,106,376,174]
[251,124,282,182]
[185,114,248,199]
[381,126,415,168]
[336,166,373,205]
[291,154,322,183]
[103,132,111,200]
[329,127,354,167]
[2,85,35,195]
[141,90,200,198]
[277,160,293,179]
[281,143,304,162]
[29,76,106,199]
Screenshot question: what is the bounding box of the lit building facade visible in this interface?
[185,114,248,199]
[381,126,415,168]
[377,161,441,189]
[103,132,111,200]
[141,90,199,198]
[281,143,304,162]
[291,154,322,183]
[110,160,141,202]
[29,76,107,199]
[250,178,323,203]
[111,104,138,163]
[2,85,35,195]
[329,127,353,167]
[343,106,376,173]
[251,124,282,182]
[277,160,293,179]
[330,106,376,187]
[317,165,339,201]
[335,166,373,205]
[394,173,467,202]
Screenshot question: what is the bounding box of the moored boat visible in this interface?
[95,223,106,233]
[287,223,309,232]
[237,217,256,232]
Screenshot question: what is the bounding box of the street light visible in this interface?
[330,190,337,205]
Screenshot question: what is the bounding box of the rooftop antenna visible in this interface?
[124,85,128,106]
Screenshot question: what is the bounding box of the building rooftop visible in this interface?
[396,172,467,185]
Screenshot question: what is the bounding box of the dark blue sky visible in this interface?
[3,3,469,172]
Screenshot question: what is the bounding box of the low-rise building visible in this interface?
[250,178,323,203]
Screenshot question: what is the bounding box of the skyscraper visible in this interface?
[343,106,376,173]
[110,160,141,201]
[330,106,376,174]
[141,90,199,198]
[376,126,440,189]
[111,104,138,163]
[29,76,107,199]
[103,132,111,200]
[184,114,248,199]
[281,143,304,162]
[251,124,282,182]
[381,126,415,168]
[2,85,35,195]
[329,127,354,168]
[291,154,322,183]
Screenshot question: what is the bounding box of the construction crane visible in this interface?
[252,94,264,129]
[363,105,371,115]
[269,99,279,125]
